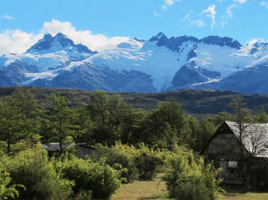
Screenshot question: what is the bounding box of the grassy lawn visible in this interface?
[112,174,268,200]
[112,174,169,200]
[221,193,268,200]
[220,187,268,200]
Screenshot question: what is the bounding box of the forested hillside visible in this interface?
[0,87,267,116]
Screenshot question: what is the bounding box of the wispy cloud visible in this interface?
[1,15,14,20]
[260,1,268,9]
[227,4,239,18]
[164,0,180,6]
[162,0,181,11]
[202,4,216,29]
[0,19,130,55]
[153,10,159,16]
[184,10,193,20]
[191,19,205,27]
[221,4,238,28]
[233,0,247,3]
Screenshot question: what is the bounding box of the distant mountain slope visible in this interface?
[1,32,268,94]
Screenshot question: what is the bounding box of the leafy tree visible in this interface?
[255,107,268,123]
[71,102,92,144]
[47,94,74,153]
[195,117,216,151]
[120,107,148,144]
[212,111,233,127]
[228,97,261,190]
[0,96,22,153]
[87,91,109,124]
[182,115,199,148]
[142,97,186,146]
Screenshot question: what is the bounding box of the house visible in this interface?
[200,121,268,187]
[43,143,95,158]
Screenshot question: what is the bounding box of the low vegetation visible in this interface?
[0,87,268,199]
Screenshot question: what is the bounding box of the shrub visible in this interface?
[62,157,121,199]
[5,147,74,200]
[162,148,223,200]
[93,143,139,183]
[134,144,164,180]
[0,166,22,199]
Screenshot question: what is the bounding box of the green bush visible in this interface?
[134,144,164,180]
[162,147,223,200]
[93,143,139,183]
[0,166,22,199]
[4,147,74,200]
[93,143,166,182]
[62,157,121,199]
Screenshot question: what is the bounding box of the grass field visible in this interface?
[112,175,268,200]
[112,175,169,200]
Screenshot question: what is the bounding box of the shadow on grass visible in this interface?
[222,186,268,197]
[138,194,167,200]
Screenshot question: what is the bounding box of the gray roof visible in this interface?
[42,143,77,151]
[225,121,268,158]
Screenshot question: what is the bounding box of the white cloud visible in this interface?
[227,4,238,18]
[202,4,216,29]
[1,15,14,20]
[162,5,167,11]
[163,0,181,7]
[154,10,159,16]
[247,38,266,46]
[221,4,238,28]
[191,19,205,27]
[233,0,247,3]
[184,10,193,20]
[41,19,129,52]
[164,0,176,6]
[261,1,268,9]
[0,30,42,55]
[0,19,130,55]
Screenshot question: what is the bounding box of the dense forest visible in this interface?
[0,87,267,200]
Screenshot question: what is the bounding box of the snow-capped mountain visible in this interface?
[1,32,268,94]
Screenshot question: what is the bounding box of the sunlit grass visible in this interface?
[112,174,170,200]
[112,174,268,200]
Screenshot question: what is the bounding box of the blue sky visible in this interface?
[0,0,268,55]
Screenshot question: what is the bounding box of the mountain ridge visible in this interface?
[1,32,268,94]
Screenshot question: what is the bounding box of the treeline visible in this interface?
[1,87,267,153]
[1,88,268,199]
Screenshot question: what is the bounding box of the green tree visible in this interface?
[120,107,148,144]
[71,102,92,144]
[255,107,268,123]
[142,97,186,146]
[87,91,109,124]
[228,97,258,190]
[0,96,22,153]
[182,115,199,148]
[47,94,73,153]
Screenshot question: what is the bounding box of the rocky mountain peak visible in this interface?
[199,35,241,49]
[26,32,96,54]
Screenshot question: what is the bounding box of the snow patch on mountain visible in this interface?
[190,43,256,78]
[88,39,193,91]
